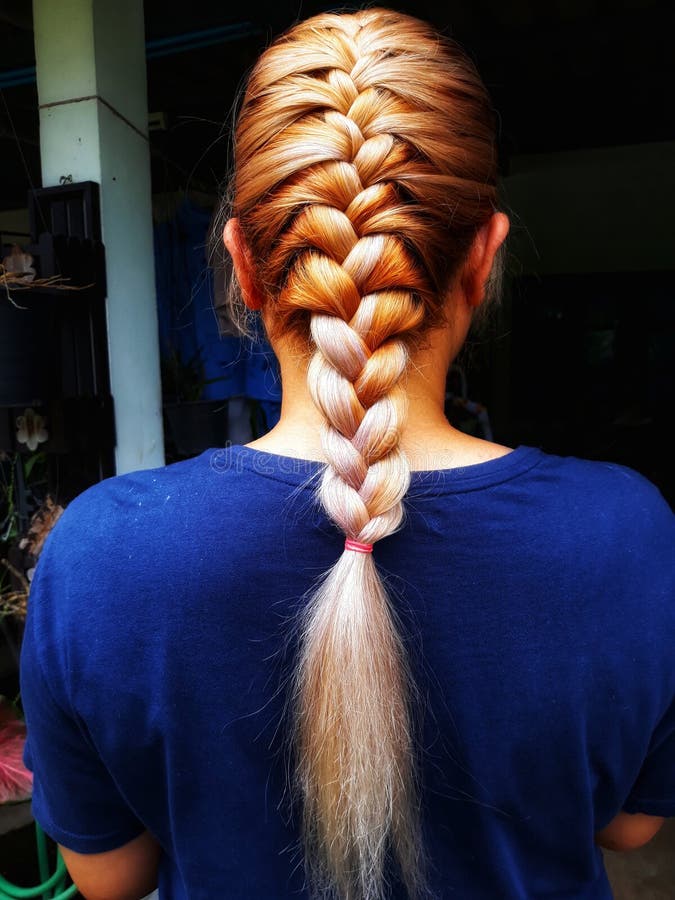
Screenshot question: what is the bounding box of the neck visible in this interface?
[246,328,511,470]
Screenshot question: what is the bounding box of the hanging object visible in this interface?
[1,245,35,283]
[445,363,494,441]
[15,409,48,452]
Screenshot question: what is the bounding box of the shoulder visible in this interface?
[34,454,207,591]
[25,455,209,672]
[532,448,672,522]
[32,447,270,597]
[35,445,286,586]
[532,449,674,597]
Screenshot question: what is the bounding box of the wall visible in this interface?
[502,140,675,274]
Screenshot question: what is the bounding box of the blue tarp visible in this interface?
[154,199,281,430]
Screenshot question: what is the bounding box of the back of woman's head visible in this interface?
[221,8,503,898]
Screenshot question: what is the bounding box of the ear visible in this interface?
[461,212,510,308]
[223,218,264,311]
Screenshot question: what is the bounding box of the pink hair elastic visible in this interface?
[344,538,373,554]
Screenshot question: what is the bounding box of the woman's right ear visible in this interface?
[223,218,264,310]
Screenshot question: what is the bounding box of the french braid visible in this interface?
[225,9,503,898]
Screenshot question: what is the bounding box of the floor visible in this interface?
[602,817,675,899]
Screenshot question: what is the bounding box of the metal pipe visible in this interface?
[146,22,256,51]
[146,24,258,60]
[0,22,260,90]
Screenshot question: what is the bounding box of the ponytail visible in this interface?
[293,545,423,899]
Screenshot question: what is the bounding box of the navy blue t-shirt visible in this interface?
[20,444,675,898]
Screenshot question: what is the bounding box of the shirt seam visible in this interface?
[409,451,546,494]
[32,801,145,845]
[225,446,545,494]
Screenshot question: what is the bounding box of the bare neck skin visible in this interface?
[224,212,513,470]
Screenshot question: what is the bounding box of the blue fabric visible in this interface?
[20,444,675,899]
[153,199,281,426]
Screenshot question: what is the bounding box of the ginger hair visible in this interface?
[220,8,505,898]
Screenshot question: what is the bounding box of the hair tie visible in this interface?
[344,538,373,554]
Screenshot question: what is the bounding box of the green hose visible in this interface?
[0,823,78,900]
[0,884,77,900]
[35,824,50,897]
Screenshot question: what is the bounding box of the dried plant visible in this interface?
[0,263,92,302]
[0,495,63,622]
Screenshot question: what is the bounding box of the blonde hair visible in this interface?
[220,8,504,898]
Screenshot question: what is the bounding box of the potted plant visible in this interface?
[1,444,64,836]
[161,345,231,457]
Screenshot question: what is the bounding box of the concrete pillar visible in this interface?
[33,0,165,474]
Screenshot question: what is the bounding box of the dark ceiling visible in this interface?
[0,0,673,212]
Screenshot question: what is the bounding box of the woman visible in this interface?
[20,8,674,900]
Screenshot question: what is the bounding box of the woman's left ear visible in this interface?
[462,212,510,308]
[223,218,264,311]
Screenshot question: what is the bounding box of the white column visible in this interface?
[33,0,165,473]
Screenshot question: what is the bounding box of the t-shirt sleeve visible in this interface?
[618,474,675,818]
[19,504,146,854]
[622,696,675,818]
